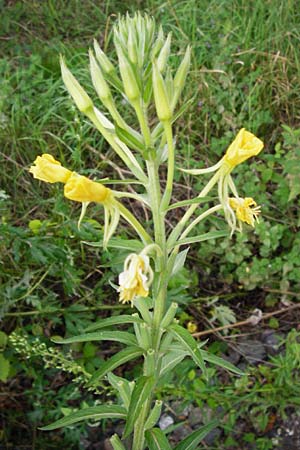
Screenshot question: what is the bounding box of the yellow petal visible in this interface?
[229,197,260,227]
[224,129,264,169]
[29,154,72,184]
[64,173,110,203]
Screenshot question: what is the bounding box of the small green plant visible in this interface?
[29,13,265,449]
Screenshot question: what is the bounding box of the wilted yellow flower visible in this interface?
[29,154,72,184]
[224,128,264,169]
[229,197,261,227]
[118,253,153,304]
[187,321,197,333]
[64,173,111,204]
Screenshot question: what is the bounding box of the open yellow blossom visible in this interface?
[64,173,111,204]
[29,154,72,184]
[229,197,261,227]
[224,128,264,169]
[180,129,264,234]
[118,253,154,304]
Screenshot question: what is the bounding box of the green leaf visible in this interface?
[82,238,143,251]
[200,350,244,375]
[107,372,134,410]
[40,405,127,430]
[0,354,10,382]
[168,324,207,378]
[159,350,187,377]
[101,178,144,185]
[172,230,229,248]
[85,315,143,332]
[174,419,219,450]
[171,248,189,277]
[123,375,155,438]
[52,331,137,347]
[88,346,143,385]
[115,124,145,152]
[166,196,213,211]
[145,428,173,450]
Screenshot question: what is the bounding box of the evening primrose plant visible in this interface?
[30,13,264,450]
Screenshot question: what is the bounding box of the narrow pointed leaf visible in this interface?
[168,324,207,378]
[200,349,244,375]
[115,124,145,152]
[82,238,144,251]
[85,315,143,332]
[52,331,137,346]
[171,248,189,277]
[174,419,219,450]
[166,196,213,211]
[172,230,229,248]
[159,350,187,377]
[145,428,173,450]
[40,405,127,430]
[123,375,155,438]
[88,346,143,385]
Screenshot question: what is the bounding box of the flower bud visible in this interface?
[224,128,264,168]
[171,45,191,109]
[60,56,93,113]
[93,40,115,74]
[128,27,138,65]
[174,45,191,90]
[157,32,171,72]
[152,62,172,121]
[64,173,110,203]
[29,154,72,184]
[89,50,111,101]
[117,48,140,101]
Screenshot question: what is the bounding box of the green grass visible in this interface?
[1,0,300,448]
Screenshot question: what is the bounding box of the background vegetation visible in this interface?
[1,0,300,449]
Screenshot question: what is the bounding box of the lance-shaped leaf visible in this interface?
[166,196,213,211]
[115,124,145,153]
[88,346,143,385]
[168,324,207,378]
[40,405,127,430]
[85,315,143,333]
[123,375,155,438]
[170,230,229,248]
[200,349,244,375]
[174,419,219,450]
[107,372,134,410]
[52,331,137,347]
[145,428,173,450]
[159,349,187,377]
[82,238,144,252]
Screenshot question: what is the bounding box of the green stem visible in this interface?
[167,169,220,249]
[132,398,151,450]
[115,200,152,245]
[179,204,223,241]
[161,120,174,211]
[133,99,152,148]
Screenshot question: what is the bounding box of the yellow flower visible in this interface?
[118,253,153,304]
[224,128,264,169]
[29,154,72,184]
[187,321,197,333]
[64,173,110,204]
[229,197,261,227]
